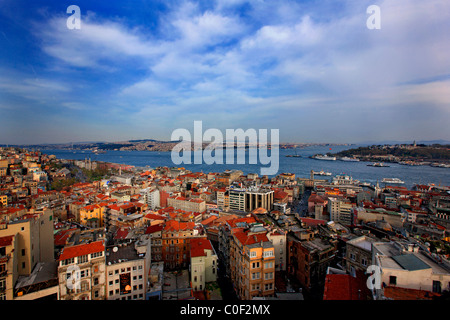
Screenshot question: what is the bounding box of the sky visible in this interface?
[0,0,449,145]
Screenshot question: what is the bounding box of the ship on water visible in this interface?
[367,162,390,167]
[312,154,336,161]
[312,170,332,176]
[340,156,360,162]
[382,178,405,184]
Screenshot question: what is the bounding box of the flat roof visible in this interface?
[15,261,58,289]
[391,254,431,271]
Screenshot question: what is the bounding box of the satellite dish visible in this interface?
[113,247,118,252]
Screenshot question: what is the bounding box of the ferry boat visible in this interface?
[312,154,336,161]
[367,162,390,167]
[340,156,360,162]
[312,170,332,176]
[382,178,405,184]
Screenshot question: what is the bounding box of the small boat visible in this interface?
[340,156,360,162]
[382,178,405,184]
[312,170,332,176]
[367,162,390,167]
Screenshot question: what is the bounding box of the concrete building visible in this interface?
[328,198,354,226]
[229,226,276,300]
[372,241,450,299]
[345,236,377,274]
[167,196,206,213]
[0,209,54,278]
[229,187,274,213]
[105,239,151,300]
[190,237,218,292]
[141,188,160,210]
[266,229,287,271]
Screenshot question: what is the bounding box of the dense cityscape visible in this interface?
[1,146,449,301]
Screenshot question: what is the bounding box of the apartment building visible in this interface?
[229,227,275,300]
[266,229,287,271]
[190,237,218,292]
[0,234,17,300]
[328,197,355,226]
[0,209,54,277]
[345,236,377,274]
[105,239,151,300]
[288,236,337,296]
[167,196,206,213]
[162,220,196,270]
[57,240,106,300]
[372,241,450,299]
[229,188,274,212]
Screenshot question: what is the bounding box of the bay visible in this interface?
[43,145,450,189]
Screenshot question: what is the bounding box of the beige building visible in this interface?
[345,236,377,274]
[0,234,18,300]
[229,188,274,213]
[167,196,206,213]
[328,197,354,225]
[58,240,106,300]
[372,241,450,299]
[0,209,54,277]
[190,237,217,292]
[105,239,151,300]
[266,229,287,271]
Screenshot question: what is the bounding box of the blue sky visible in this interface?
[0,0,449,145]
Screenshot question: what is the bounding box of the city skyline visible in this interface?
[1,0,449,145]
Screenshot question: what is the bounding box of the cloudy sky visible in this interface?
[0,0,449,145]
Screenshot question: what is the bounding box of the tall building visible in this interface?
[328,197,354,226]
[0,234,17,300]
[229,188,274,212]
[0,209,54,277]
[57,240,106,300]
[190,237,218,292]
[105,239,151,300]
[229,226,275,300]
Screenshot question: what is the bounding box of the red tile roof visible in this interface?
[323,273,370,300]
[383,286,441,300]
[58,241,104,261]
[145,224,164,234]
[233,230,269,247]
[0,235,14,247]
[164,220,195,232]
[190,238,214,258]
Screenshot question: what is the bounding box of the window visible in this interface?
[252,262,260,269]
[21,249,25,256]
[250,251,257,258]
[264,283,273,291]
[361,258,368,267]
[264,272,273,280]
[433,281,442,294]
[350,253,356,261]
[78,255,88,264]
[252,272,260,280]
[263,250,274,258]
[389,276,397,286]
[91,251,102,259]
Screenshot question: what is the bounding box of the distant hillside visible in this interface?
[334,144,450,161]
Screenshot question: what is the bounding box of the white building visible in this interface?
[105,239,151,300]
[372,241,450,299]
[190,238,218,292]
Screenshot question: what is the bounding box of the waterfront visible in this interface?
[43,145,450,189]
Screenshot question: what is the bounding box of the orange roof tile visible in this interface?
[58,241,104,261]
